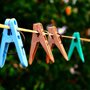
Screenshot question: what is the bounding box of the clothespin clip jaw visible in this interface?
[29,23,54,65]
[0,18,28,68]
[46,26,68,63]
[68,32,84,62]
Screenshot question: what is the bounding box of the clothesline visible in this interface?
[0,23,90,42]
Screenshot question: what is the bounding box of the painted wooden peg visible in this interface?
[29,23,54,65]
[0,18,28,68]
[68,32,84,62]
[46,26,68,64]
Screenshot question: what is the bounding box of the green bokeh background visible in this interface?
[0,0,90,90]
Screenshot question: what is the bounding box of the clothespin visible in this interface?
[0,18,28,68]
[29,23,54,65]
[68,32,84,62]
[46,26,68,64]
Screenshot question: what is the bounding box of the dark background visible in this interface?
[0,0,90,90]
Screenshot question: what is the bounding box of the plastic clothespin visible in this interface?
[46,26,68,64]
[29,23,54,65]
[0,18,28,68]
[68,32,84,62]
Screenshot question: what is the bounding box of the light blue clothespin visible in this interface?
[0,18,28,68]
[68,32,84,62]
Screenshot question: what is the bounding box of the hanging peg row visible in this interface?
[0,18,90,68]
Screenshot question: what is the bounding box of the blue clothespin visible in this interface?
[68,32,84,62]
[0,18,28,68]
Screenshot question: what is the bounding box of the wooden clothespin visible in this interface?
[68,32,84,62]
[29,23,54,65]
[46,26,68,63]
[0,18,28,68]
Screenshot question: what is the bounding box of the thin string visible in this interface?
[0,24,90,42]
[19,31,26,42]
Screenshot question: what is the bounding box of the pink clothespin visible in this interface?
[46,26,68,63]
[29,23,54,65]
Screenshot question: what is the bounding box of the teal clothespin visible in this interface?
[0,18,28,68]
[68,32,84,62]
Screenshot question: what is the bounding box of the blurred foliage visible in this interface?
[0,0,90,90]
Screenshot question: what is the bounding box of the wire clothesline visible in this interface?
[0,24,90,42]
